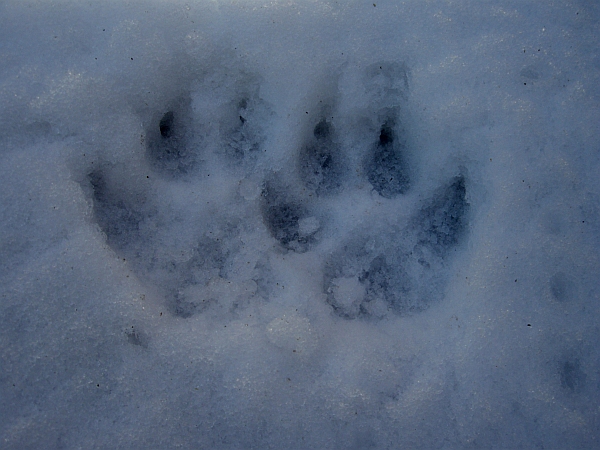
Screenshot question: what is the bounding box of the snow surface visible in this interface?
[1,1,599,448]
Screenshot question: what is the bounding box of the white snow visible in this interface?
[1,1,599,448]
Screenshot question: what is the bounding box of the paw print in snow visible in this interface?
[83,61,470,320]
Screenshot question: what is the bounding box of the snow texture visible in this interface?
[1,1,599,448]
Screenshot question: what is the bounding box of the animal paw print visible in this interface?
[323,175,468,319]
[83,61,470,321]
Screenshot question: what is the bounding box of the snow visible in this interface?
[1,1,599,448]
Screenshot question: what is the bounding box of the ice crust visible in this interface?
[1,1,599,448]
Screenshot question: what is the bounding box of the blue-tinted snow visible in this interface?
[1,1,599,448]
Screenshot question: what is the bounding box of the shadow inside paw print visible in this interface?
[298,118,346,196]
[260,173,323,253]
[146,97,198,177]
[221,96,268,161]
[82,61,471,321]
[88,165,238,318]
[365,119,410,199]
[324,176,469,319]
